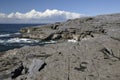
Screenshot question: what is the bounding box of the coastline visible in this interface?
[0,13,120,80]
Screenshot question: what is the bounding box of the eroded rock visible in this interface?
[1,13,120,80]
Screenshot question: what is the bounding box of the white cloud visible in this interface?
[0,13,6,18]
[0,9,84,23]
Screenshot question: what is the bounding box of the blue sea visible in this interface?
[0,24,47,52]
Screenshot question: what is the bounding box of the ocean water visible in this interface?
[0,24,47,52]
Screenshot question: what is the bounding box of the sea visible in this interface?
[0,24,55,52]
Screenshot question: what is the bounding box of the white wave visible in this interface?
[7,38,39,43]
[0,40,4,43]
[44,40,56,44]
[68,39,78,43]
[0,38,57,45]
[0,34,11,37]
[14,32,21,35]
[0,38,39,44]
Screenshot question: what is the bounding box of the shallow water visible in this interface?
[0,24,45,52]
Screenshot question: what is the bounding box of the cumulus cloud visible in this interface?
[0,9,84,23]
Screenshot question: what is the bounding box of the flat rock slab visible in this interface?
[27,59,45,80]
[29,59,45,74]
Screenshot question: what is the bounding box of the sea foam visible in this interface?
[0,38,39,44]
[68,39,77,43]
[0,34,11,37]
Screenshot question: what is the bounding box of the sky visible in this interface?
[0,0,120,23]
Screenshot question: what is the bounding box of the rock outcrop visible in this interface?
[20,13,120,41]
[0,13,120,80]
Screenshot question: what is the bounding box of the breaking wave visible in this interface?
[0,34,11,37]
[0,38,39,44]
[0,33,21,38]
[68,39,77,43]
[0,38,57,44]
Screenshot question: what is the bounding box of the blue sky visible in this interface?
[0,0,120,15]
[0,0,120,23]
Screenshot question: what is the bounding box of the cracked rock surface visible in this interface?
[0,13,120,80]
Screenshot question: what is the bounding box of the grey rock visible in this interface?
[20,13,120,41]
[52,34,61,40]
[27,59,46,80]
[28,59,45,74]
[1,13,120,80]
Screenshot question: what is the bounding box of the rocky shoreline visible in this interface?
[0,13,120,80]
